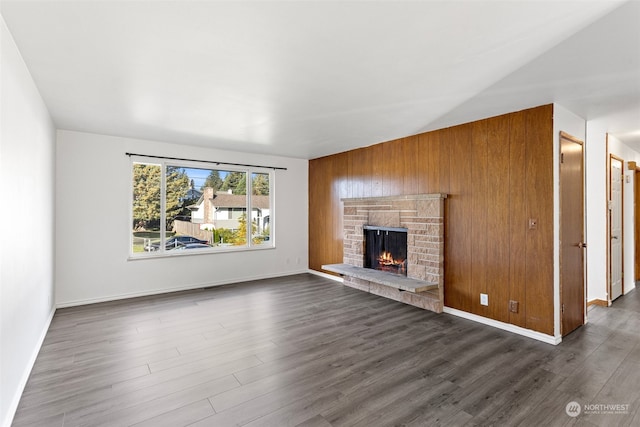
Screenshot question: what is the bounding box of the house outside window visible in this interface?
[130,157,273,257]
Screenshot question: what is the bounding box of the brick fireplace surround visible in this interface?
[323,194,447,313]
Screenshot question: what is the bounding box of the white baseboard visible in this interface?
[309,271,559,344]
[308,269,343,283]
[56,269,310,308]
[443,306,562,345]
[3,307,55,427]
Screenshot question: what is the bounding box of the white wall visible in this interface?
[553,104,586,338]
[585,120,608,303]
[607,134,640,297]
[55,130,309,306]
[0,16,56,427]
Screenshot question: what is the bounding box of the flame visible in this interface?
[378,251,403,266]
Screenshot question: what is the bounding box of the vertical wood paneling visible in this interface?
[423,132,439,194]
[309,105,555,335]
[326,157,338,268]
[336,151,350,200]
[438,129,451,194]
[470,120,489,316]
[445,125,472,312]
[359,147,373,198]
[308,160,319,271]
[334,153,349,259]
[486,115,511,323]
[382,139,404,196]
[309,156,336,271]
[404,137,420,195]
[509,111,527,327]
[524,105,554,335]
[348,150,363,199]
[371,143,384,197]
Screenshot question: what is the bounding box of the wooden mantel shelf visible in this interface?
[322,264,438,293]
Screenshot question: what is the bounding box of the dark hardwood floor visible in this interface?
[12,274,640,426]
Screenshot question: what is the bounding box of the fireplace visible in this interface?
[364,226,408,276]
[322,194,446,313]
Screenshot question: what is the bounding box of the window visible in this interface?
[131,157,273,257]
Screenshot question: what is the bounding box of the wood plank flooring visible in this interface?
[12,274,640,426]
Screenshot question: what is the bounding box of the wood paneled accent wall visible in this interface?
[309,105,554,335]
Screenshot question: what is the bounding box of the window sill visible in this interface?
[128,244,275,261]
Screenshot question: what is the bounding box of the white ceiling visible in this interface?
[2,1,639,159]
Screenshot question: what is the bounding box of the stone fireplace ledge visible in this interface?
[322,263,438,293]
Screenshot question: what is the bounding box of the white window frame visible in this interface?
[129,155,275,259]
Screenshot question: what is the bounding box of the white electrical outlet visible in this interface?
[480,293,489,306]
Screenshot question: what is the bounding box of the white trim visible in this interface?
[3,308,55,427]
[308,269,344,283]
[268,169,276,247]
[55,270,309,308]
[128,244,275,261]
[443,306,562,345]
[160,162,167,248]
[624,283,636,295]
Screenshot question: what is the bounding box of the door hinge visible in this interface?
[561,153,564,164]
[562,303,565,314]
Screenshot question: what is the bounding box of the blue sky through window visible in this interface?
[181,167,231,189]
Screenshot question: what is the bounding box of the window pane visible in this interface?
[251,172,271,245]
[215,171,248,246]
[165,166,192,250]
[170,167,248,248]
[132,163,161,253]
[131,159,272,256]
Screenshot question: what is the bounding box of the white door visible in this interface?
[610,157,623,301]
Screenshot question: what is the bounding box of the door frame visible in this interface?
[629,161,640,282]
[608,152,625,302]
[559,131,586,335]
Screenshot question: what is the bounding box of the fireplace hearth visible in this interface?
[364,226,407,276]
[322,193,447,313]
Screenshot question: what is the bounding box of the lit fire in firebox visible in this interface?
[364,227,408,276]
[378,251,406,270]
